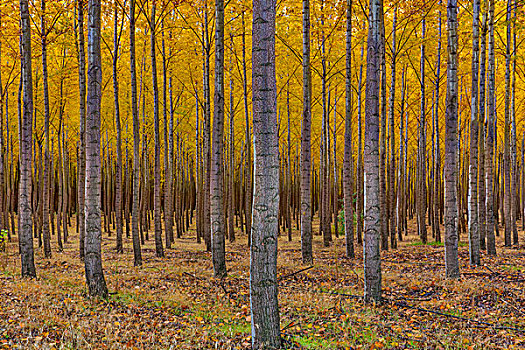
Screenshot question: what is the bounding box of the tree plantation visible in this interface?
[1,0,525,348]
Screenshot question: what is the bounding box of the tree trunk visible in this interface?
[113,0,124,254]
[77,0,87,260]
[433,1,443,243]
[363,0,382,303]
[485,0,496,255]
[150,2,164,258]
[129,0,142,266]
[41,0,52,258]
[388,8,397,249]
[19,0,37,278]
[301,0,313,264]
[343,0,354,258]
[478,11,487,251]
[0,16,4,235]
[357,34,365,245]
[444,0,460,278]
[250,0,281,347]
[418,16,427,244]
[210,0,226,278]
[510,3,518,246]
[241,11,252,247]
[468,0,481,265]
[202,3,212,251]
[84,0,108,297]
[397,67,406,241]
[503,0,512,247]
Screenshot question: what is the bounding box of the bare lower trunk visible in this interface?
[19,0,37,278]
[301,0,313,264]
[77,0,87,260]
[210,0,226,278]
[444,0,460,278]
[343,0,354,258]
[485,0,496,255]
[468,0,481,265]
[478,12,487,251]
[130,0,142,266]
[150,2,164,258]
[250,0,281,347]
[503,0,512,247]
[388,8,397,249]
[113,1,124,254]
[363,0,382,303]
[84,0,108,297]
[41,0,52,258]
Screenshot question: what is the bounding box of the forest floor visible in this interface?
[1,220,525,350]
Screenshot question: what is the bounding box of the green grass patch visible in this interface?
[409,240,467,247]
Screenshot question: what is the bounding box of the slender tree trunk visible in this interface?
[468,0,481,265]
[161,15,173,250]
[433,1,443,243]
[150,2,164,258]
[444,0,460,278]
[210,0,226,278]
[478,11,487,251]
[84,0,108,297]
[388,8,397,249]
[379,7,387,251]
[250,1,281,346]
[485,0,496,255]
[503,0,512,247]
[510,3,518,246]
[418,16,428,244]
[397,67,406,241]
[228,31,235,243]
[19,0,37,278]
[202,3,212,251]
[357,35,365,245]
[41,0,52,258]
[286,83,292,242]
[241,11,252,247]
[343,0,355,258]
[129,0,142,266]
[301,0,313,264]
[363,0,382,303]
[0,16,4,235]
[113,1,124,254]
[77,0,87,260]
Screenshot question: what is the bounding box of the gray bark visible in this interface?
[19,0,37,278]
[301,0,313,264]
[444,0,460,278]
[388,8,397,249]
[503,0,512,247]
[113,0,124,254]
[478,11,487,251]
[485,0,496,255]
[343,0,354,258]
[84,0,108,297]
[211,0,226,278]
[130,0,142,266]
[468,0,481,265]
[364,0,382,303]
[250,0,281,347]
[41,0,51,258]
[150,2,164,258]
[77,0,87,260]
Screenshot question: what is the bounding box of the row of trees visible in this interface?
[0,0,523,346]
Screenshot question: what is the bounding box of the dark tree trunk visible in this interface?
[250,0,281,347]
[84,0,108,297]
[19,0,37,278]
